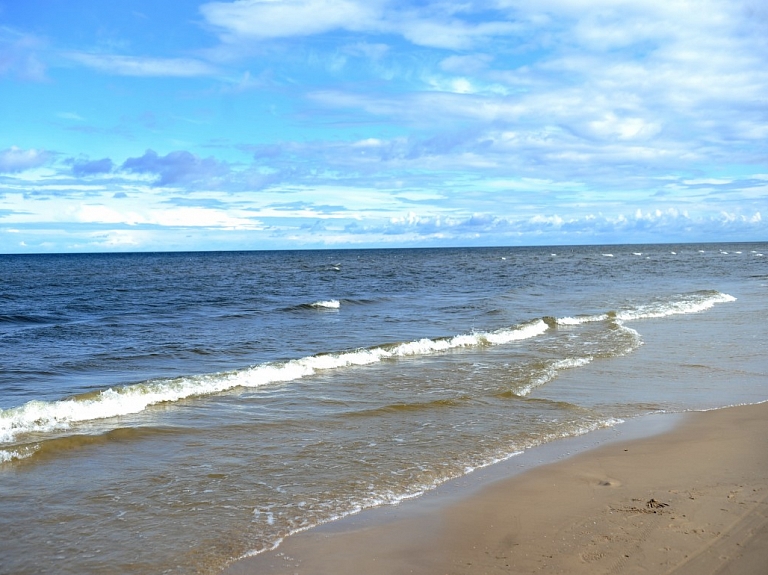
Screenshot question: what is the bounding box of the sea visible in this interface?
[1,243,766,575]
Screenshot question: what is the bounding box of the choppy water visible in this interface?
[1,244,766,574]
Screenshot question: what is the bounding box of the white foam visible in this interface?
[517,356,594,396]
[616,291,736,321]
[237,414,625,561]
[0,446,37,464]
[553,357,594,370]
[0,320,550,443]
[556,314,609,326]
[310,300,340,309]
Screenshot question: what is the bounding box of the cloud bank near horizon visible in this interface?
[1,0,766,252]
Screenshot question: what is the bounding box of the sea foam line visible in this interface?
[517,357,594,396]
[555,291,735,326]
[615,291,736,321]
[240,414,624,561]
[0,320,549,444]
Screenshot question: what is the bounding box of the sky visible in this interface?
[1,0,766,253]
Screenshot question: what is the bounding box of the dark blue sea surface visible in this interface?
[1,243,766,574]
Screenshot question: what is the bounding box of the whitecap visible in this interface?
[616,291,736,322]
[0,320,550,443]
[556,314,609,326]
[310,300,340,309]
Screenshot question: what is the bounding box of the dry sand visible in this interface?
[222,402,768,575]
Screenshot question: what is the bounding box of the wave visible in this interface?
[614,290,736,321]
[285,298,384,312]
[555,291,734,325]
[556,314,610,326]
[516,357,594,396]
[0,446,35,463]
[343,397,471,419]
[0,313,63,326]
[1,426,185,464]
[0,290,736,446]
[283,299,341,311]
[0,320,549,444]
[310,299,340,309]
[242,413,625,560]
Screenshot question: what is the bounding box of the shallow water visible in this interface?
[1,243,766,574]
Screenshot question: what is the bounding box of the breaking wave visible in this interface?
[0,290,735,446]
[0,320,548,444]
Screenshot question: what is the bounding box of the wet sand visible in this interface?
[222,402,768,575]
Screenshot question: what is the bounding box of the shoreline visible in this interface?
[222,402,768,574]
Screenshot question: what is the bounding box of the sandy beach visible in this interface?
[223,401,768,575]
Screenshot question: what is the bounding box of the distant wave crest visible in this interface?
[310,299,340,309]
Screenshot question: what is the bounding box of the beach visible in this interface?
[223,401,768,575]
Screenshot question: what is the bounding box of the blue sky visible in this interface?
[1,0,766,252]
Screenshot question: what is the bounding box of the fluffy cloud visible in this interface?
[121,150,230,186]
[0,147,51,173]
[292,1,767,184]
[201,0,378,40]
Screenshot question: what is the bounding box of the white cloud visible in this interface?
[201,0,380,40]
[66,53,218,77]
[73,203,261,230]
[152,207,262,229]
[0,147,51,173]
[587,113,661,141]
[683,178,734,186]
[394,17,520,50]
[90,230,143,247]
[201,0,521,49]
[57,112,85,121]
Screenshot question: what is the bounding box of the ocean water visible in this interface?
[0,243,766,574]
